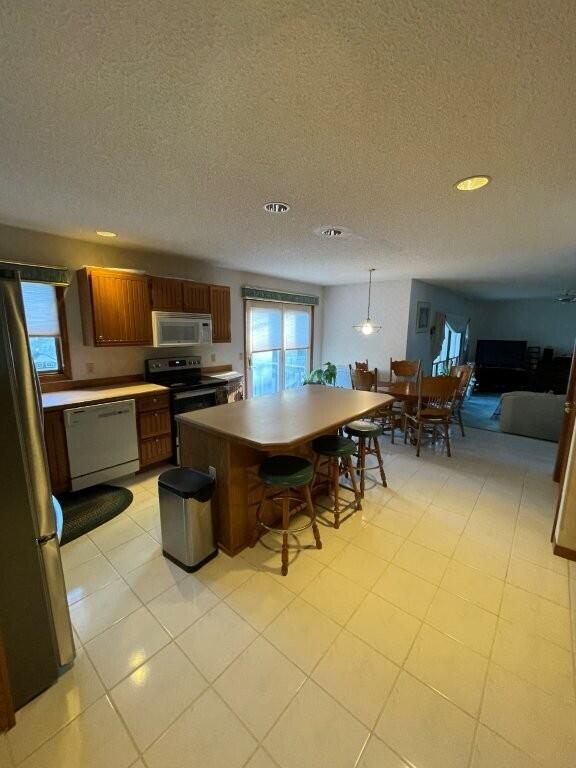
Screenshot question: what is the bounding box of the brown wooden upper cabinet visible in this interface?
[78,267,153,346]
[150,276,183,312]
[210,284,231,343]
[182,281,211,314]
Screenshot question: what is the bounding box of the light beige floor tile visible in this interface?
[351,523,403,561]
[329,544,387,589]
[215,637,305,739]
[347,593,421,665]
[370,505,420,537]
[123,554,187,603]
[177,602,257,681]
[264,680,369,768]
[471,725,541,768]
[148,574,220,637]
[19,697,136,768]
[372,564,437,619]
[225,572,294,631]
[408,513,461,557]
[264,597,340,673]
[110,643,207,750]
[126,501,160,531]
[404,624,488,716]
[300,568,367,625]
[65,555,120,605]
[312,630,399,727]
[392,540,449,585]
[512,527,568,576]
[506,557,569,607]
[0,735,13,768]
[302,522,348,564]
[85,607,170,687]
[328,507,373,542]
[500,583,572,650]
[385,493,429,518]
[356,735,410,767]
[245,749,280,768]
[491,618,575,704]
[60,536,100,572]
[8,650,103,764]
[481,663,576,768]
[452,535,509,580]
[426,589,497,656]
[440,560,504,614]
[376,671,476,768]
[267,552,324,594]
[194,552,256,597]
[70,580,141,643]
[143,688,256,768]
[88,515,144,553]
[106,533,162,576]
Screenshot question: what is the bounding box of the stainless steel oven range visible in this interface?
[145,356,228,462]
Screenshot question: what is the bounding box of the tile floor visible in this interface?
[2,427,576,768]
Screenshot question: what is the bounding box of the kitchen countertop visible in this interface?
[177,385,392,450]
[42,383,169,411]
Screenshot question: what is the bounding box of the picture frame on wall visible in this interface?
[415,301,431,333]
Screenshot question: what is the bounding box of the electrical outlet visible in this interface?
[86,362,95,374]
[208,465,217,480]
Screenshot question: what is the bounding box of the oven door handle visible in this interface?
[173,388,219,400]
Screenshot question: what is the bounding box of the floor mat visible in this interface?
[59,485,133,545]
[462,393,502,432]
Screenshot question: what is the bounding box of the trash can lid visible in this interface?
[158,468,215,501]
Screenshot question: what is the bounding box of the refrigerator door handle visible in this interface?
[37,532,57,545]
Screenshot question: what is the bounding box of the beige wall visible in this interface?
[0,224,324,381]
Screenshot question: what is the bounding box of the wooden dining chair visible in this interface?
[348,361,369,386]
[404,375,461,457]
[350,368,400,443]
[390,358,422,382]
[449,364,474,436]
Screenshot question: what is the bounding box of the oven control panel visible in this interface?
[146,357,201,372]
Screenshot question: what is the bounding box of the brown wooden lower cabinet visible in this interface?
[0,632,15,732]
[139,410,172,440]
[43,410,71,495]
[140,435,173,467]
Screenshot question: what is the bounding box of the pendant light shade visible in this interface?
[353,268,382,335]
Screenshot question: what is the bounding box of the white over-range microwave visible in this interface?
[152,312,213,347]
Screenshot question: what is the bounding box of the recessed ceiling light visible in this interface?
[454,175,492,191]
[96,230,118,238]
[263,202,290,213]
[320,228,344,238]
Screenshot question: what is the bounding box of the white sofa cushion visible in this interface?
[500,391,564,442]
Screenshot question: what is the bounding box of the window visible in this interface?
[433,323,463,376]
[21,282,70,378]
[245,301,312,397]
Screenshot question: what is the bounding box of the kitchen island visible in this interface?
[177,386,392,555]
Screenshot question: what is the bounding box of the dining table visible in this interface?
[377,380,419,405]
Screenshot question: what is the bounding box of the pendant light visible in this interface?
[353,268,382,335]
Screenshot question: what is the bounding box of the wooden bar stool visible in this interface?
[311,435,361,529]
[250,455,322,576]
[344,420,387,497]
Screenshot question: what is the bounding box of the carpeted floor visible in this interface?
[461,393,502,432]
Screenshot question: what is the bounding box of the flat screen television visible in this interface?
[475,340,527,368]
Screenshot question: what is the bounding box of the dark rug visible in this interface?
[59,485,133,545]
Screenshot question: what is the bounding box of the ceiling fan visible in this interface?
[556,290,576,304]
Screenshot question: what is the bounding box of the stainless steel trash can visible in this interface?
[158,468,217,571]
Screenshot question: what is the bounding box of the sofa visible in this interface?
[500,391,565,442]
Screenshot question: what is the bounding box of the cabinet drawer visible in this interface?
[140,435,173,466]
[139,409,172,439]
[137,393,170,413]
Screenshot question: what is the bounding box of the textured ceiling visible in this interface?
[1,0,576,298]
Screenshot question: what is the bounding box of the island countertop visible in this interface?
[176,386,393,450]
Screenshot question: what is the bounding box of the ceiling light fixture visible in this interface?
[353,268,382,335]
[96,230,118,238]
[264,202,290,213]
[321,228,344,238]
[454,175,492,191]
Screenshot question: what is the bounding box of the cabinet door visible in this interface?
[210,285,231,343]
[88,269,152,345]
[43,410,70,495]
[139,409,172,440]
[182,281,211,313]
[140,436,173,466]
[150,277,183,312]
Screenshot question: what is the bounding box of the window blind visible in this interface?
[21,282,60,336]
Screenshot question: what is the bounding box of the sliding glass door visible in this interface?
[246,301,312,398]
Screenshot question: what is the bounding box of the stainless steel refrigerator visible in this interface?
[0,274,75,709]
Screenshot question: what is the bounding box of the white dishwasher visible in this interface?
[64,399,140,490]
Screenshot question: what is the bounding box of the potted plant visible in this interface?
[303,362,337,386]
